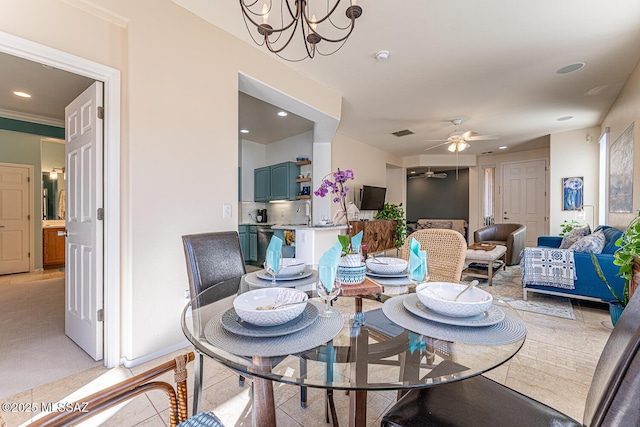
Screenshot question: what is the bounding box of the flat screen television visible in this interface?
[360,185,386,211]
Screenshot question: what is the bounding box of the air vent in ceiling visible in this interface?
[391,129,414,137]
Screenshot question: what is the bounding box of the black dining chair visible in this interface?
[381,290,640,427]
[182,231,247,415]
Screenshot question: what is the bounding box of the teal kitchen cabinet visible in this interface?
[238,226,248,261]
[249,225,258,262]
[254,161,299,202]
[238,225,258,263]
[254,166,271,202]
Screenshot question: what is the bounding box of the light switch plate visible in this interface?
[223,204,232,219]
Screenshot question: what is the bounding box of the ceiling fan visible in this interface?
[409,167,447,180]
[424,119,499,153]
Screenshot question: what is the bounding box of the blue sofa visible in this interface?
[522,225,626,302]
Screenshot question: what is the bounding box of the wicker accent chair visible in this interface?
[29,352,225,427]
[402,229,468,283]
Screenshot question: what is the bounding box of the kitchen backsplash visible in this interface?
[239,201,378,225]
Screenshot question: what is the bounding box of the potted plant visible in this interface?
[591,210,640,325]
[559,219,588,236]
[374,202,407,249]
[613,211,640,301]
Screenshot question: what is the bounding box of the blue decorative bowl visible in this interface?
[338,264,367,285]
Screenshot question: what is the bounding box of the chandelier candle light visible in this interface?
[239,0,363,60]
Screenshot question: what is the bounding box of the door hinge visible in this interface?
[27,176,31,183]
[27,214,30,221]
[97,308,104,322]
[28,251,30,258]
[97,106,104,119]
[97,208,104,220]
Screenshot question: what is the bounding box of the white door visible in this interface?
[502,160,547,247]
[0,164,31,275]
[65,82,104,361]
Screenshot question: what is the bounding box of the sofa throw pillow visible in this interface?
[559,225,591,249]
[569,230,606,253]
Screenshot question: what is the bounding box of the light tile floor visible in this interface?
[1,268,612,427]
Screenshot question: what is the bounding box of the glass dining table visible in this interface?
[181,272,527,427]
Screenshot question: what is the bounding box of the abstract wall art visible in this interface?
[563,176,584,211]
[609,122,634,213]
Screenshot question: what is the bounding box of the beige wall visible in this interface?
[1,0,342,362]
[549,127,600,234]
[601,58,640,229]
[331,132,403,217]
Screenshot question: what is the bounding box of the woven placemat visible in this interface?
[382,296,526,346]
[244,270,319,288]
[204,300,344,357]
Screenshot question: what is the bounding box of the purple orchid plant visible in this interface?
[315,168,355,253]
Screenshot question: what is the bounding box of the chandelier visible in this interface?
[239,0,363,61]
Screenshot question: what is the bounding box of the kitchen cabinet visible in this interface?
[238,225,257,263]
[350,220,398,254]
[43,227,65,268]
[254,161,299,202]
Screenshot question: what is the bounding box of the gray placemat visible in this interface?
[244,270,319,288]
[368,276,413,286]
[382,295,526,346]
[205,300,344,357]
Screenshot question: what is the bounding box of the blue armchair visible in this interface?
[523,225,625,302]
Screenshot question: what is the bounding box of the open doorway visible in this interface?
[0,32,122,372]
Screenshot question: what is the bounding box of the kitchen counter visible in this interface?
[272,224,348,230]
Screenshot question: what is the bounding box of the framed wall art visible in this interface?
[563,176,584,211]
[609,122,634,213]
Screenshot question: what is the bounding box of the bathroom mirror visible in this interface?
[41,139,66,220]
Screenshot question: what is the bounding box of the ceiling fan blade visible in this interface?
[460,130,474,140]
[466,134,500,141]
[424,139,448,142]
[423,141,450,151]
[408,174,424,179]
[433,173,447,178]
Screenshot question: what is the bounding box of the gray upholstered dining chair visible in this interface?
[182,231,247,415]
[474,223,526,266]
[381,289,640,427]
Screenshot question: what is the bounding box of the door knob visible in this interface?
[57,230,69,237]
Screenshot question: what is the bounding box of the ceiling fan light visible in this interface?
[448,143,457,152]
[458,142,469,152]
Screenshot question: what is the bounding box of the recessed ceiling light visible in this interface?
[557,116,574,121]
[277,111,288,117]
[410,171,415,174]
[13,91,31,98]
[556,62,585,75]
[499,146,507,150]
[240,129,249,134]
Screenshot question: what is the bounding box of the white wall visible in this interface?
[265,131,312,165]
[240,139,265,202]
[549,127,600,234]
[331,132,403,220]
[601,58,640,229]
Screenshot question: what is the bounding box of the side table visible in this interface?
[463,244,507,286]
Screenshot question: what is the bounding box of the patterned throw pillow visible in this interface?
[559,225,591,249]
[569,230,606,253]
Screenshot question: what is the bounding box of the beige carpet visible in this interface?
[0,277,102,399]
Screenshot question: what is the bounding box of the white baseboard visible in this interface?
[120,340,191,368]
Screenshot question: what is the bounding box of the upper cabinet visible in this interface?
[254,161,299,202]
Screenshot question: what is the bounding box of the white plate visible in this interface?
[366,270,410,279]
[256,268,314,281]
[402,294,505,327]
[221,304,319,337]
